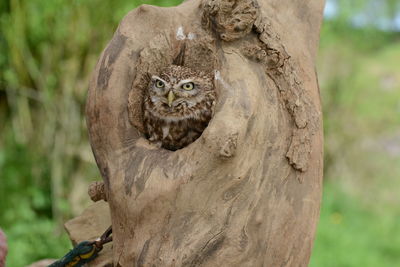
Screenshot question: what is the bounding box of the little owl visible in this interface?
[143,65,216,150]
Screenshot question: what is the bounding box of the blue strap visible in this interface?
[48,241,99,267]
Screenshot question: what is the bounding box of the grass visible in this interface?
[310,182,400,267]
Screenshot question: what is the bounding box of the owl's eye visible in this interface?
[182,82,194,91]
[155,80,165,88]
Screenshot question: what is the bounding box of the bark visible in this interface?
[82,0,325,266]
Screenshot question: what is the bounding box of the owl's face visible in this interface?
[147,65,214,117]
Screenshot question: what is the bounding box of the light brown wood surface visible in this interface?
[82,0,325,265]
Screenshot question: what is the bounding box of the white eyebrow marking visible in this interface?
[176,79,194,86]
[151,75,164,81]
[151,75,166,82]
[151,76,170,88]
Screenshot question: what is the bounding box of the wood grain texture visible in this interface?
[84,0,325,266]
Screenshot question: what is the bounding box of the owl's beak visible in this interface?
[167,91,175,107]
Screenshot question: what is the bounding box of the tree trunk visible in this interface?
[84,0,325,266]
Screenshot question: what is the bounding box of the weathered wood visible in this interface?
[85,0,325,265]
[65,201,113,266]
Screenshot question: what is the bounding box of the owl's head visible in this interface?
[147,65,214,115]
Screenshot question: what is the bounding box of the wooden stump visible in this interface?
[83,0,325,265]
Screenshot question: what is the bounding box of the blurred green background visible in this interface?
[0,0,399,266]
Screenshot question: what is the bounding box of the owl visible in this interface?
[143,65,216,151]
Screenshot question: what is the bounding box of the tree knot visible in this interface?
[201,0,259,41]
[219,132,238,158]
[88,181,108,202]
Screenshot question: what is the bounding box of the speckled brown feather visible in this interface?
[144,65,216,150]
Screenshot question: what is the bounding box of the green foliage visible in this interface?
[0,131,71,267]
[5,219,70,267]
[310,182,400,267]
[312,15,400,266]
